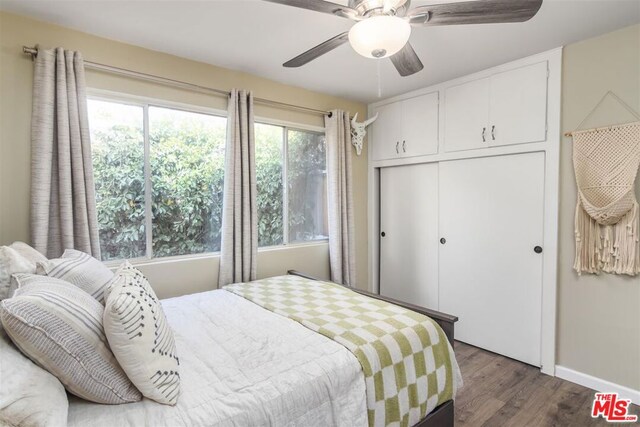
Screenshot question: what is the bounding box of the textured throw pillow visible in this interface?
[0,243,47,301]
[0,324,68,427]
[0,274,142,404]
[0,247,33,301]
[9,242,47,265]
[37,249,113,303]
[104,262,180,405]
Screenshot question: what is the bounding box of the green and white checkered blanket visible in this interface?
[224,275,461,427]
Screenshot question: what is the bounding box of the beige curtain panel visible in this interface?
[573,122,640,276]
[30,48,101,259]
[218,89,258,287]
[325,110,356,286]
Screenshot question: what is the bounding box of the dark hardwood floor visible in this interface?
[453,341,639,426]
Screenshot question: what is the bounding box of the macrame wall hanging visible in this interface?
[568,92,640,276]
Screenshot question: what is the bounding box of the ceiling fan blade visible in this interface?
[283,32,350,68]
[262,0,360,20]
[407,0,543,26]
[390,42,424,77]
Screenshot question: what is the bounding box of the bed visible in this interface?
[66,271,460,427]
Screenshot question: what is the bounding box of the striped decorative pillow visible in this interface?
[0,274,142,404]
[37,249,113,303]
[104,262,180,405]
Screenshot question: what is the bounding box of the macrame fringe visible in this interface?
[574,201,640,275]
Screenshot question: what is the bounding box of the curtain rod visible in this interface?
[23,46,335,118]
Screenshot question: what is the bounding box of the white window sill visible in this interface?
[104,240,329,268]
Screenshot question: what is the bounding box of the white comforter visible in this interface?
[67,289,368,427]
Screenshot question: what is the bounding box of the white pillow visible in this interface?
[0,242,47,301]
[37,249,113,304]
[0,274,142,405]
[0,324,68,427]
[104,262,180,405]
[8,242,47,265]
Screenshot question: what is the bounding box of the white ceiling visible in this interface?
[2,0,639,103]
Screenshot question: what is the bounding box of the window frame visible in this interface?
[88,89,228,265]
[87,89,327,266]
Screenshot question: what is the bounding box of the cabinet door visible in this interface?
[444,77,490,152]
[439,152,545,366]
[400,92,439,157]
[371,102,402,161]
[489,62,548,146]
[380,163,439,310]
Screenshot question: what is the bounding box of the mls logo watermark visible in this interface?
[591,393,638,423]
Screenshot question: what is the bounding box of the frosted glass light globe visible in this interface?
[348,15,411,59]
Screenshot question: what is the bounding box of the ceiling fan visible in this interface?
[263,0,543,76]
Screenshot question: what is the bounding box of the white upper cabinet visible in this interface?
[371,102,402,161]
[400,93,439,157]
[489,62,548,147]
[371,92,439,161]
[444,61,549,152]
[444,77,490,152]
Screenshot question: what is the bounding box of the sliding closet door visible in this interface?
[379,163,439,310]
[439,152,545,366]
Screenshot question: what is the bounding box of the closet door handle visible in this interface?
[396,141,400,154]
[482,127,486,142]
[491,125,496,141]
[402,140,406,153]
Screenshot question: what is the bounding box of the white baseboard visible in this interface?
[555,365,640,406]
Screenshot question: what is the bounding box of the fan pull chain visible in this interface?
[377,59,383,98]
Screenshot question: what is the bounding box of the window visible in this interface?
[89,98,226,261]
[255,123,328,248]
[287,129,328,243]
[89,94,326,262]
[255,123,284,247]
[149,106,226,258]
[89,100,146,261]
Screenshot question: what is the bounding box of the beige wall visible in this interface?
[559,24,640,390]
[0,11,370,296]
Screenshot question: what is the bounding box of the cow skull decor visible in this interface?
[351,113,378,156]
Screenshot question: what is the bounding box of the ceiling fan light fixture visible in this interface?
[348,15,411,59]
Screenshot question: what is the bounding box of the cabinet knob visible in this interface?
[381,232,386,237]
[482,127,486,142]
[534,246,543,254]
[402,140,406,153]
[395,142,399,154]
[440,238,446,244]
[491,125,496,141]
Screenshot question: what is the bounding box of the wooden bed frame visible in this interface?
[287,270,458,427]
